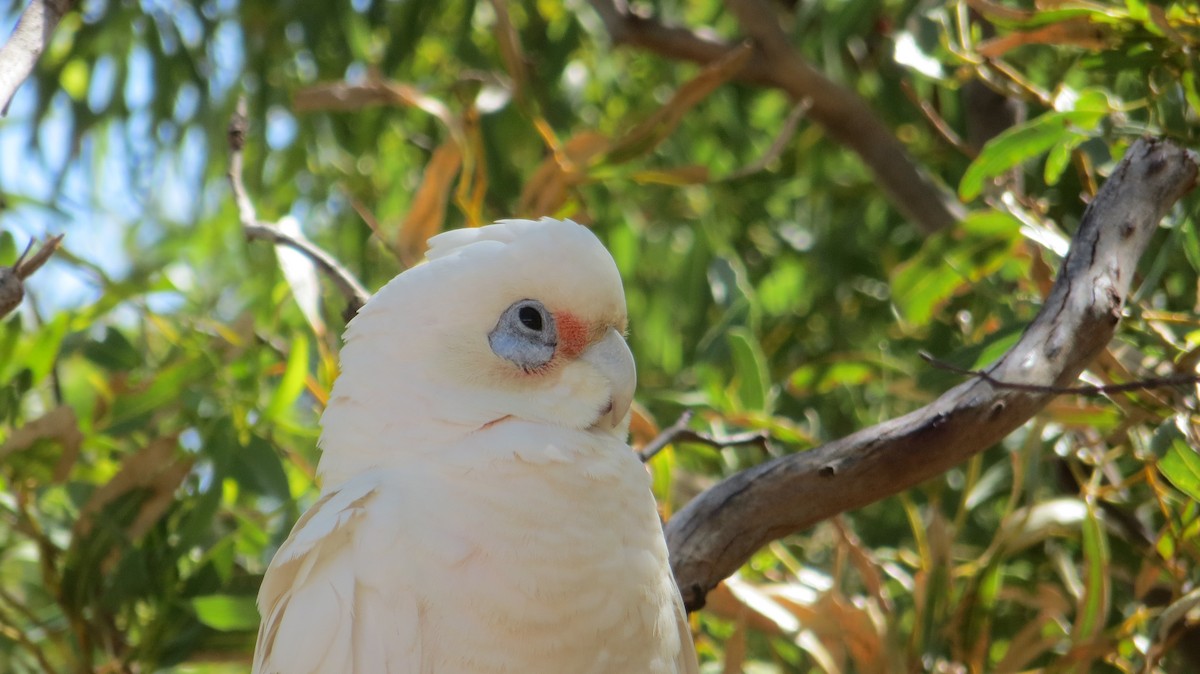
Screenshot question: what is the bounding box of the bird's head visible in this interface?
[318,218,635,477]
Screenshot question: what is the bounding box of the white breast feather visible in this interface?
[253,426,697,674]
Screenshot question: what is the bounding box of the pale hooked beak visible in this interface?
[579,327,636,432]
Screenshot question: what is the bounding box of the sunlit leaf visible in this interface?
[1160,438,1200,501]
[191,595,261,631]
[60,58,89,100]
[398,141,462,263]
[959,112,1103,200]
[891,211,1022,325]
[265,333,309,423]
[23,312,70,383]
[274,216,326,338]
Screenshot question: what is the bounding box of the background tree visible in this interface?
[1,1,1199,673]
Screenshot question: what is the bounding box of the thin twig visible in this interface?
[900,81,976,158]
[226,99,371,321]
[1,234,63,319]
[724,98,811,180]
[920,352,1200,396]
[639,409,772,462]
[15,233,64,279]
[0,0,75,115]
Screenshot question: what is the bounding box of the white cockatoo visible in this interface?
[253,218,698,673]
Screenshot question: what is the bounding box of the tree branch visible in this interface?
[666,137,1198,612]
[585,0,965,233]
[0,0,74,115]
[0,234,63,319]
[921,351,1200,396]
[226,102,370,321]
[639,410,772,463]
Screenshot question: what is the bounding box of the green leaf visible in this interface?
[0,230,16,264]
[727,327,769,412]
[60,58,90,100]
[1044,135,1085,186]
[265,333,310,422]
[24,312,71,383]
[959,112,1099,200]
[1183,71,1200,120]
[191,595,260,632]
[1160,439,1200,501]
[109,358,212,427]
[1075,503,1110,640]
[82,327,143,371]
[232,435,291,501]
[891,211,1022,325]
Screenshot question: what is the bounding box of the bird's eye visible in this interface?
[518,306,543,331]
[489,299,557,371]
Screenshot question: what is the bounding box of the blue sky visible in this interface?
[0,0,262,315]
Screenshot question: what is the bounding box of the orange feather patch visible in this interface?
[555,311,589,359]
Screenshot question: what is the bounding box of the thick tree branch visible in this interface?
[0,0,73,115]
[226,103,370,321]
[586,0,965,233]
[666,138,1198,612]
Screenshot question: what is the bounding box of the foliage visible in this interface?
[1,0,1199,672]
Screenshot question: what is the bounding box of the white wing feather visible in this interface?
[253,476,420,674]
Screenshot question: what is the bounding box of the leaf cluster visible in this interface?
[0,0,1198,672]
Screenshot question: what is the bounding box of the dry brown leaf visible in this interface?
[1133,557,1167,600]
[398,141,464,264]
[629,166,711,186]
[770,585,887,674]
[815,593,886,674]
[519,131,610,217]
[722,615,747,674]
[769,591,849,671]
[454,106,489,228]
[607,42,753,163]
[628,402,660,452]
[0,405,82,483]
[994,613,1061,672]
[833,519,889,608]
[488,0,528,106]
[926,508,953,570]
[965,0,1037,22]
[977,20,1110,58]
[126,458,193,539]
[349,195,404,261]
[294,81,455,131]
[996,582,1072,616]
[1148,4,1189,47]
[74,435,192,539]
[706,579,799,636]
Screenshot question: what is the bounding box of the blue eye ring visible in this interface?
[489,299,557,371]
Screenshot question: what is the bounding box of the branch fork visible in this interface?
[226,101,370,321]
[665,138,1198,612]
